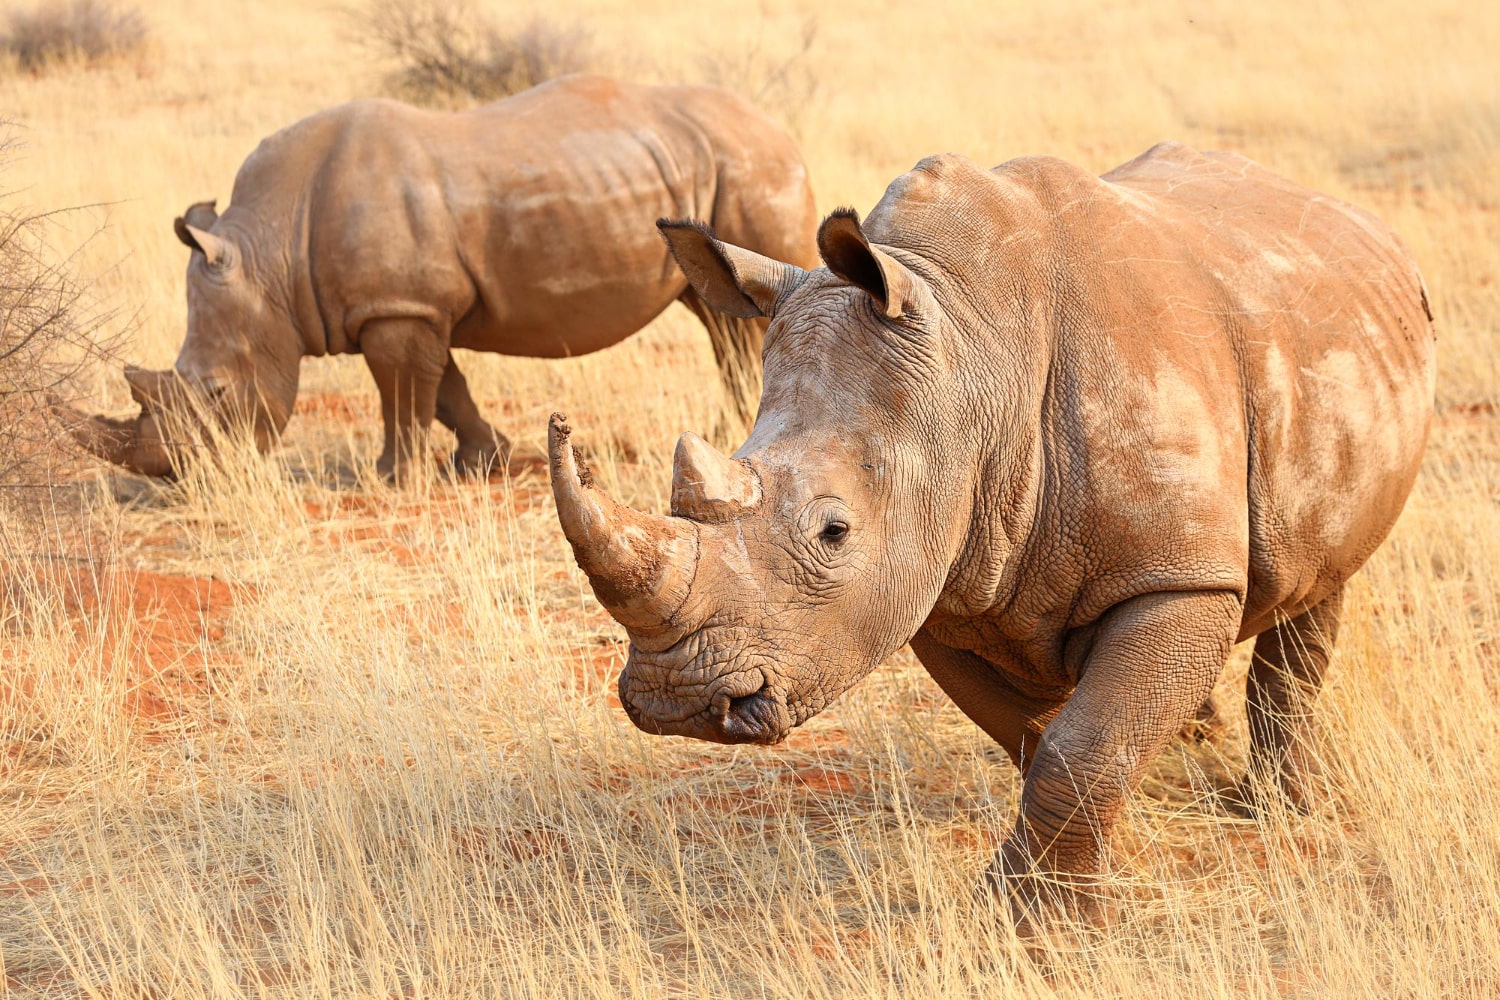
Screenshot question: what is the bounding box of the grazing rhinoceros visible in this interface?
[549,142,1435,923]
[57,75,817,480]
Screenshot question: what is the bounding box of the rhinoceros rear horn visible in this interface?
[549,413,700,640]
[817,208,915,320]
[658,219,806,320]
[123,365,184,410]
[671,431,760,522]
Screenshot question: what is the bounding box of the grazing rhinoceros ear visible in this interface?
[658,219,806,319]
[817,208,915,320]
[173,200,218,247]
[179,226,233,269]
[174,201,233,269]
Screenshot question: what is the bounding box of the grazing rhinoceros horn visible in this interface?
[549,413,700,642]
[123,365,188,410]
[49,394,177,478]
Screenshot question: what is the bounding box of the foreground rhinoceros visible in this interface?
[550,142,1435,922]
[59,75,817,479]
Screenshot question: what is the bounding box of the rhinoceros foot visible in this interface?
[986,845,1110,939]
[451,429,513,480]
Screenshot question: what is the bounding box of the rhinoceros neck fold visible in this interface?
[912,265,1056,625]
[216,191,327,362]
[286,196,335,358]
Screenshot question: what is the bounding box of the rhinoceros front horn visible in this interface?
[548,413,699,640]
[48,395,176,478]
[670,431,760,522]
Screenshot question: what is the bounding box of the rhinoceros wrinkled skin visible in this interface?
[59,75,817,480]
[550,141,1436,923]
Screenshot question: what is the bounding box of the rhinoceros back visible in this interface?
[232,76,812,361]
[871,144,1434,642]
[1094,143,1435,636]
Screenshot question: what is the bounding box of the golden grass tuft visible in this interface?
[1,0,1498,995]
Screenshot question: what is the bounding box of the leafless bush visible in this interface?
[0,0,148,74]
[0,137,119,535]
[698,15,820,135]
[350,0,597,108]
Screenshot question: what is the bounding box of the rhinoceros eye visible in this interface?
[820,520,849,544]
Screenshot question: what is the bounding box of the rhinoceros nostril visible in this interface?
[719,686,778,740]
[729,691,767,717]
[711,674,766,723]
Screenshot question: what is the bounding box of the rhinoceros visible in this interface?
[57,75,817,480]
[549,141,1436,922]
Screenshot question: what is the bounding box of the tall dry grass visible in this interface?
[1,0,1497,996]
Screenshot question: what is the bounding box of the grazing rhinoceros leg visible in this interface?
[361,318,449,482]
[908,634,1065,772]
[435,352,512,478]
[994,590,1240,925]
[677,286,766,427]
[1239,586,1344,811]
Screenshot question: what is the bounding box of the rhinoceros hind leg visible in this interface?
[451,434,512,479]
[362,318,448,483]
[435,352,511,478]
[1179,692,1224,743]
[1237,586,1344,813]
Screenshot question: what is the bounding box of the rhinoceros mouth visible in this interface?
[712,686,790,744]
[617,651,792,746]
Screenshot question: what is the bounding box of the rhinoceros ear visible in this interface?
[178,225,233,270]
[817,208,914,320]
[658,219,806,319]
[173,200,218,247]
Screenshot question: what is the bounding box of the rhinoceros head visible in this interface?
[56,201,302,476]
[551,211,972,744]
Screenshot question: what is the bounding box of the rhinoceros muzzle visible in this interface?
[550,412,788,743]
[49,365,226,478]
[616,637,793,745]
[619,677,789,745]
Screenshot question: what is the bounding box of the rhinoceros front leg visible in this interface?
[435,353,512,478]
[1239,585,1344,811]
[362,318,448,482]
[908,633,1065,772]
[994,589,1240,927]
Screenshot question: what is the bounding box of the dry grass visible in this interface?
[1,0,1498,996]
[0,0,147,75]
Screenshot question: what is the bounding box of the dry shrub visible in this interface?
[0,137,118,540]
[697,14,820,134]
[351,0,597,108]
[0,0,148,74]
